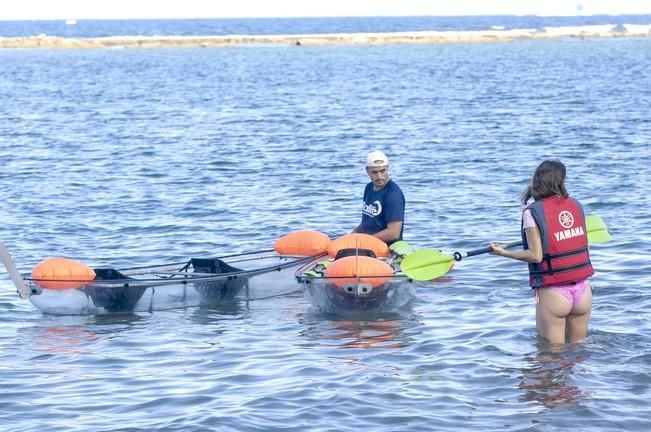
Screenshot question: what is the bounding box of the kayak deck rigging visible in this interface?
[1,243,321,315]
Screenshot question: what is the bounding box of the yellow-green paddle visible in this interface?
[400,249,454,281]
[402,215,609,282]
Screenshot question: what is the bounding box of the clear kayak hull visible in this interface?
[295,258,417,313]
[1,247,318,315]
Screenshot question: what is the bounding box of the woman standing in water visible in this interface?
[491,160,594,343]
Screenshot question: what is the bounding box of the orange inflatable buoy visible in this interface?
[274,230,331,256]
[31,257,96,290]
[327,233,389,258]
[324,255,394,288]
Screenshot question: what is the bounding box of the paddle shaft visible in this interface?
[452,214,609,262]
[0,242,33,299]
[453,240,522,261]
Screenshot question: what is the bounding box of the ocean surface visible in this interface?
[2,15,651,38]
[1,16,651,432]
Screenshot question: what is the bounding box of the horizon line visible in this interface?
[2,12,651,22]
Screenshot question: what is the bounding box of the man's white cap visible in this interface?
[366,150,389,167]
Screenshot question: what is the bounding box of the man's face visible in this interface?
[366,165,389,190]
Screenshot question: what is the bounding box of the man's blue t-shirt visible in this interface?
[358,179,405,240]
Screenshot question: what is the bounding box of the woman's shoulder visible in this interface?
[522,197,535,210]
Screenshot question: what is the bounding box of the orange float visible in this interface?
[273,230,331,256]
[31,257,96,290]
[327,233,389,258]
[324,255,393,288]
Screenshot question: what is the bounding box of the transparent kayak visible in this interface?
[295,256,417,313]
[1,243,319,315]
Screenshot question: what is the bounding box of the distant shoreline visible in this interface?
[1,24,650,49]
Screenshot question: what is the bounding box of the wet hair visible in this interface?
[521,160,568,204]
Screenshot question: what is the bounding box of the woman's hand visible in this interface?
[490,242,508,257]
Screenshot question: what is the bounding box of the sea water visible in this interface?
[1,17,650,431]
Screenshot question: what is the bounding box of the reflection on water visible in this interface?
[31,325,99,356]
[27,313,150,356]
[187,301,249,325]
[87,312,148,327]
[519,341,589,409]
[299,311,419,350]
[15,313,151,359]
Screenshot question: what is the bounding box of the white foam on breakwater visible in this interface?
[0,23,650,48]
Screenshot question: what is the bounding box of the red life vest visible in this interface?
[522,196,594,288]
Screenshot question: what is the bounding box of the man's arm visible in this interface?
[373,220,402,244]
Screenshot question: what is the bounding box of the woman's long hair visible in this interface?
[521,160,568,204]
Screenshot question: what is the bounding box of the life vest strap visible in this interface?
[531,260,593,276]
[545,246,589,260]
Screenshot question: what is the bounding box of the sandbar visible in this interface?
[1,24,650,49]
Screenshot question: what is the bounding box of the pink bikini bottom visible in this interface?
[535,279,589,308]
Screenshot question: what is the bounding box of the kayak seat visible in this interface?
[190,258,243,274]
[83,267,147,312]
[189,258,247,301]
[334,248,377,261]
[93,268,134,280]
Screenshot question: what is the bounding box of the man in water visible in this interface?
[353,150,405,244]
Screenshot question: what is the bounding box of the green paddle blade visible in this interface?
[400,248,454,281]
[389,240,414,257]
[586,215,611,243]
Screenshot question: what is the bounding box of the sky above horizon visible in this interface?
[1,0,651,20]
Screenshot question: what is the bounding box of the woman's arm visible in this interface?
[491,226,543,263]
